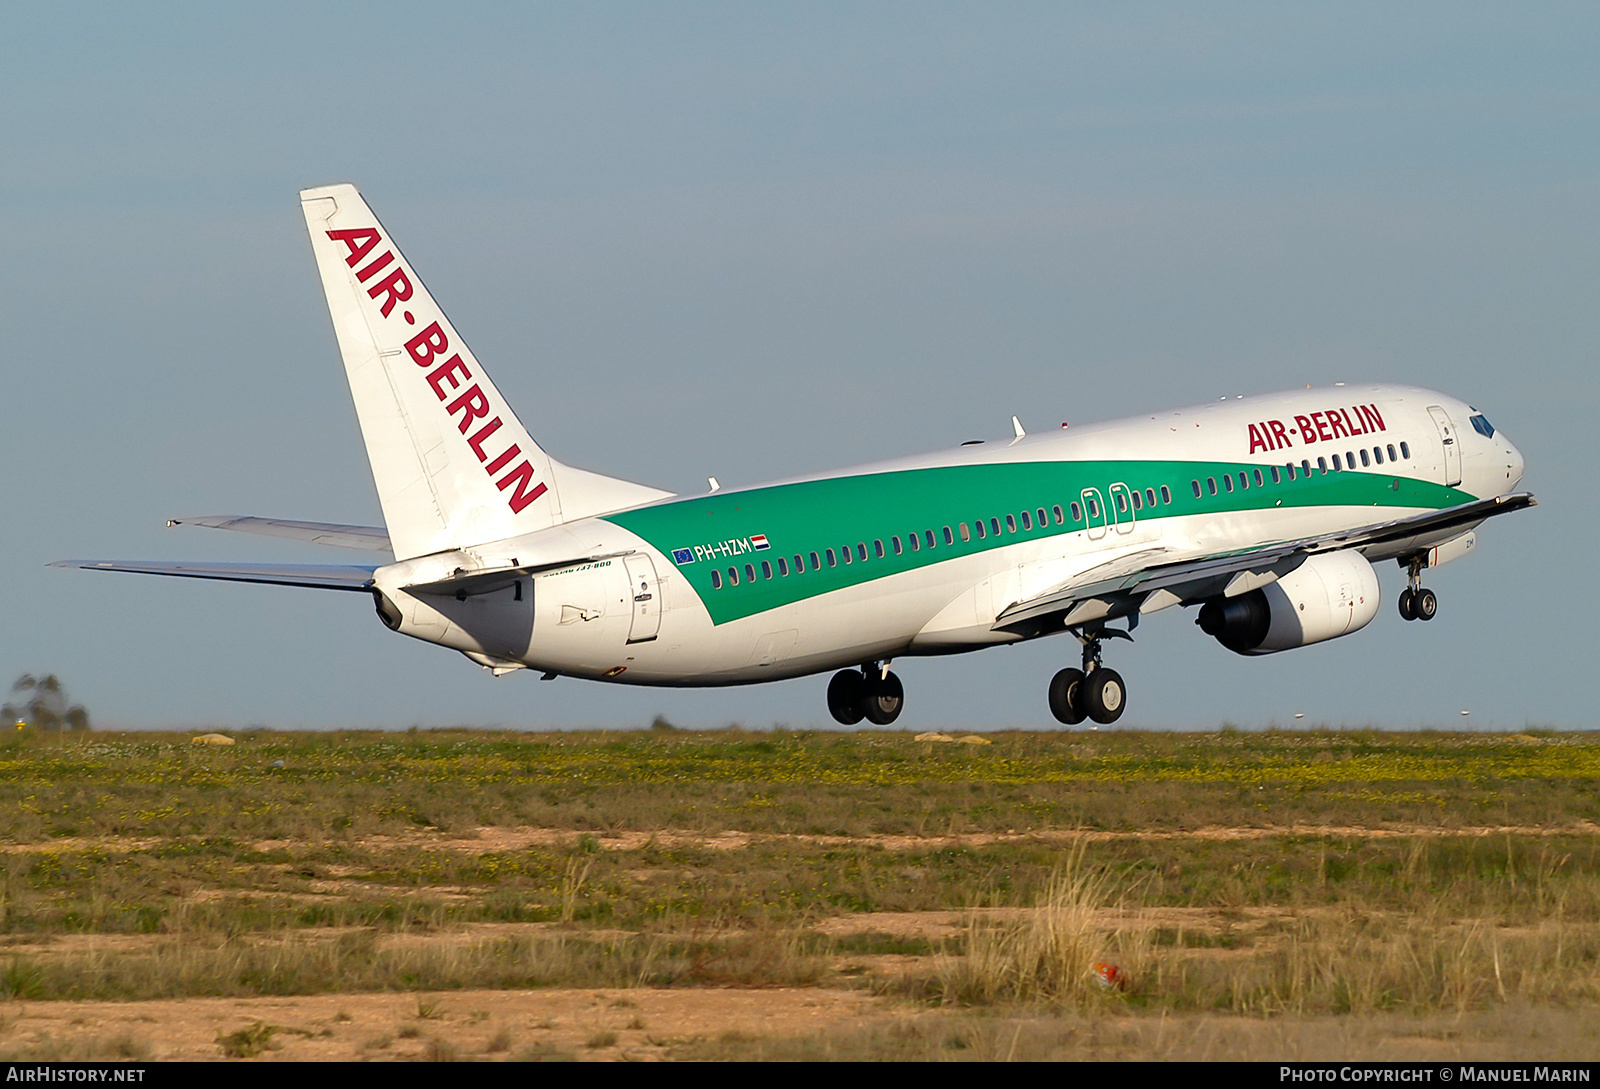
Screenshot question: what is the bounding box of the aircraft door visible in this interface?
[1080,488,1107,541]
[1108,483,1135,535]
[623,554,661,644]
[1427,406,1463,487]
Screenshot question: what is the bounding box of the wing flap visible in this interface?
[50,560,376,592]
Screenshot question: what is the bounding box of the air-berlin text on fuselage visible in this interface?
[1247,404,1387,455]
[326,227,547,514]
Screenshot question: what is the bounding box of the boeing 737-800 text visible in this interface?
[55,185,1534,726]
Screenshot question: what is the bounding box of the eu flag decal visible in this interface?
[671,548,695,565]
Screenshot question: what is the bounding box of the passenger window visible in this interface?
[711,569,722,589]
[874,539,885,559]
[1373,447,1384,465]
[1192,480,1201,498]
[959,523,971,543]
[1089,498,1100,518]
[1207,477,1218,495]
[1037,507,1047,527]
[990,518,1000,536]
[1021,511,1032,530]
[1160,485,1171,504]
[728,567,739,586]
[1270,466,1281,484]
[1053,504,1064,525]
[809,551,820,570]
[1400,442,1410,459]
[974,520,986,539]
[1070,501,1082,521]
[856,542,867,562]
[1238,472,1249,490]
[1301,459,1311,476]
[1387,444,1397,461]
[892,536,902,555]
[1131,491,1142,511]
[795,554,806,573]
[1318,457,1327,473]
[908,534,919,552]
[1144,488,1156,508]
[1332,455,1342,471]
[760,561,772,579]
[825,548,836,567]
[1115,492,1129,512]
[925,530,936,549]
[745,563,756,582]
[1360,449,1370,467]
[777,557,789,576]
[842,545,852,564]
[1223,475,1234,493]
[942,526,954,545]
[1006,514,1017,532]
[1252,469,1264,487]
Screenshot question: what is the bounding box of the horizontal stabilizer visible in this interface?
[168,516,391,553]
[49,560,376,592]
[402,551,636,597]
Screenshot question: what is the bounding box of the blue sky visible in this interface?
[1,3,1594,730]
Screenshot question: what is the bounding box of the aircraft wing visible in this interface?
[48,560,376,592]
[166,516,392,553]
[995,491,1536,632]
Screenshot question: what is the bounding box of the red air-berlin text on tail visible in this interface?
[326,228,548,514]
[1246,404,1386,455]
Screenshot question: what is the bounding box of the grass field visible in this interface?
[0,726,1597,1060]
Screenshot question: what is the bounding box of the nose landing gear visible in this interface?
[1048,627,1129,726]
[827,662,904,726]
[1397,557,1438,622]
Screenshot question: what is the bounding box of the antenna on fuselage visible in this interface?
[1012,416,1026,438]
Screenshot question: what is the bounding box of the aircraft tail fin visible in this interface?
[299,184,671,560]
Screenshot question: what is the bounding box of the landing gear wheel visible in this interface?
[862,671,904,726]
[1398,588,1416,621]
[1415,588,1437,621]
[1085,668,1126,725]
[827,670,865,725]
[1048,668,1087,726]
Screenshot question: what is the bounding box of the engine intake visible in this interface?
[1197,550,1381,655]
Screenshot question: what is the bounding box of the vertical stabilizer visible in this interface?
[300,184,671,560]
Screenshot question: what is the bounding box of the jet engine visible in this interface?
[1197,550,1380,655]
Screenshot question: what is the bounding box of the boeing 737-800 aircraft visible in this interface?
[55,185,1534,726]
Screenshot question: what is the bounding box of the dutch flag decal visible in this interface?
[750,534,770,550]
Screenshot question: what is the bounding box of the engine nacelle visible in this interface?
[1197,550,1381,655]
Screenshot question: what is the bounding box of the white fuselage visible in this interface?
[371,385,1524,686]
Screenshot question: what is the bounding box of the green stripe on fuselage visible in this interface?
[603,460,1470,626]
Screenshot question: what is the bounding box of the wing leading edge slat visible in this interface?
[995,492,1536,631]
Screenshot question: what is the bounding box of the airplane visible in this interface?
[54,184,1535,727]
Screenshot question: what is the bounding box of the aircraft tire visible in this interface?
[862,671,904,726]
[1398,588,1415,621]
[827,670,866,725]
[1415,588,1438,621]
[1048,668,1088,726]
[1085,668,1126,725]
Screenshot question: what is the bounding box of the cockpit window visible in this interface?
[1470,413,1495,438]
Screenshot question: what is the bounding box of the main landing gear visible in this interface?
[1397,557,1438,622]
[827,663,904,726]
[1048,627,1130,726]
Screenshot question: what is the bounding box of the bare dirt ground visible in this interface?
[8,988,1598,1062]
[0,987,888,1062]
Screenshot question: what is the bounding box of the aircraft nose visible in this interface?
[1504,435,1525,488]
